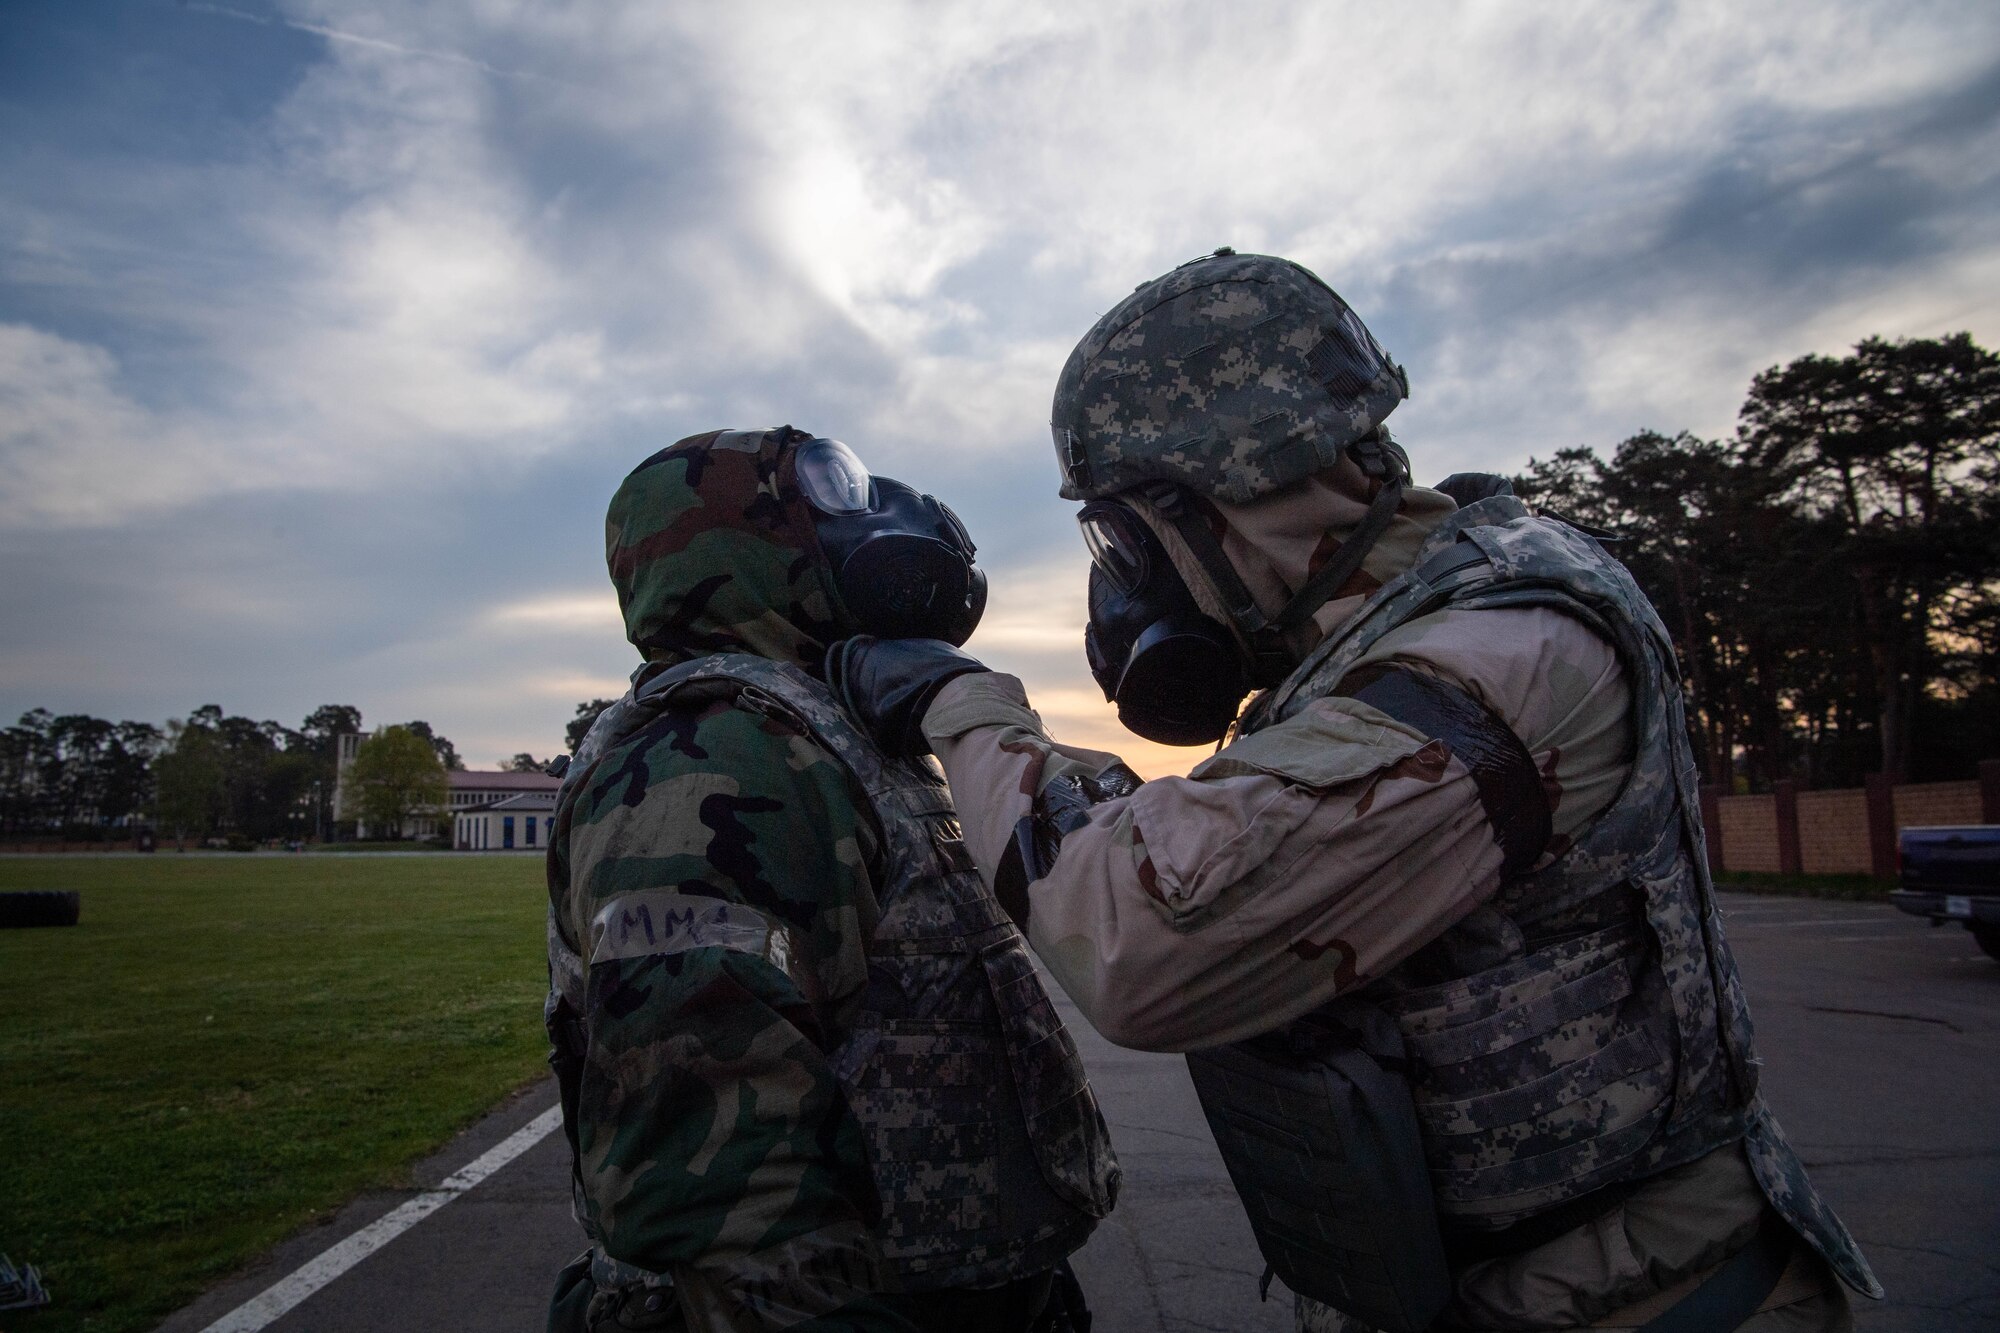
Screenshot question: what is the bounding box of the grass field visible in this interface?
[0,855,549,1333]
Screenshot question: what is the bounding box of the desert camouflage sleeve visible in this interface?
[552,691,914,1333]
[923,605,1631,1051]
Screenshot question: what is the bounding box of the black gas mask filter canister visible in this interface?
[795,435,988,647]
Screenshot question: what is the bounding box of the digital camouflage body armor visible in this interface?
[548,652,1119,1299]
[1188,496,1878,1328]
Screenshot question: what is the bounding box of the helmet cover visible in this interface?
[1051,250,1407,504]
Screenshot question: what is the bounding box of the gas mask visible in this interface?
[1080,429,1413,747]
[1079,499,1249,746]
[795,435,987,646]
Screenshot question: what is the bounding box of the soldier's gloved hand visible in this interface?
[826,636,991,758]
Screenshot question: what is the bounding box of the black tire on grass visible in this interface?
[0,890,81,928]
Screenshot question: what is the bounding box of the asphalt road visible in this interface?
[157,893,2000,1333]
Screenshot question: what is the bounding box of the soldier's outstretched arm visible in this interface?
[917,670,1507,1051]
[829,605,1629,1055]
[553,702,917,1333]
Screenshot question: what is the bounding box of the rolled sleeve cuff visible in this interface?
[921,671,1045,743]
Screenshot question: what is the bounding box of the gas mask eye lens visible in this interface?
[1078,504,1147,596]
[796,437,874,516]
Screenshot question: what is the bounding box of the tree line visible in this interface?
[1514,332,1999,789]
[0,703,467,845]
[7,333,1991,831]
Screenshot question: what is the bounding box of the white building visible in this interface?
[444,769,564,811]
[455,790,559,851]
[332,734,562,840]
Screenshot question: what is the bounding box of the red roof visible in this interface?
[449,769,562,792]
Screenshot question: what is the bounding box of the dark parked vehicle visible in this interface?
[1891,824,2000,961]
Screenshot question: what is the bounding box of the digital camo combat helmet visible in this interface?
[1051,248,1407,505]
[1054,251,1413,739]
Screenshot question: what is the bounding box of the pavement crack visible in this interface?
[1109,1121,1216,1147]
[1156,1256,1263,1280]
[1802,1004,1962,1032]
[1853,1236,2000,1273]
[1111,1196,1170,1328]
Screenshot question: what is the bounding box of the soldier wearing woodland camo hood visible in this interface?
[545,427,1117,1333]
[829,253,1879,1333]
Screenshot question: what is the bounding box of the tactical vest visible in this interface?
[547,653,1119,1296]
[1197,497,1877,1310]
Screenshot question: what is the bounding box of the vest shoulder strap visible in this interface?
[635,653,939,812]
[1255,536,1495,727]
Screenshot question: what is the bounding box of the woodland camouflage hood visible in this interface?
[606,428,845,670]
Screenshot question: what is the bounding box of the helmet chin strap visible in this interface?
[1141,434,1409,689]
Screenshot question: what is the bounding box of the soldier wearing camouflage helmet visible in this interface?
[829,252,1878,1332]
[545,427,1117,1333]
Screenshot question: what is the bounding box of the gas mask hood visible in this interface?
[796,435,987,646]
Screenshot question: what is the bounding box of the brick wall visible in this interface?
[1705,771,1994,880]
[1797,788,1872,875]
[1717,794,1780,873]
[1892,780,1983,830]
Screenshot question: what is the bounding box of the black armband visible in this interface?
[1337,665,1550,877]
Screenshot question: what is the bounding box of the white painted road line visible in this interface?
[198,1104,565,1333]
[1726,917,1896,930]
[1723,900,1851,908]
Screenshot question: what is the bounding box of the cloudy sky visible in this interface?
[4,0,1997,777]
